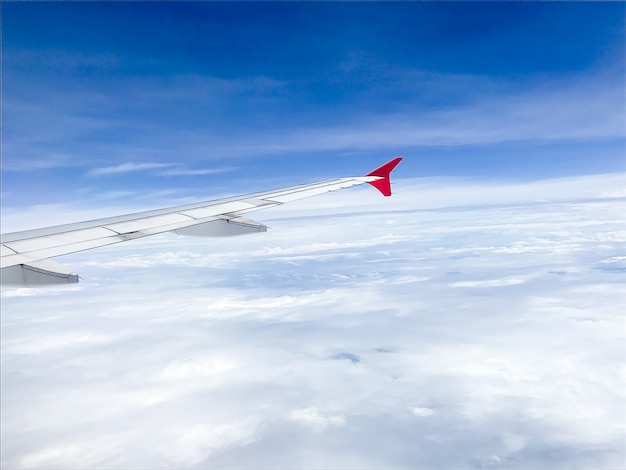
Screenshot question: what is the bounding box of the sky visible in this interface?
[1,1,625,212]
[1,2,626,469]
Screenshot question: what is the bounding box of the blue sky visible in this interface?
[2,1,624,213]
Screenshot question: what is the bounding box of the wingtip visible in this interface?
[366,157,403,197]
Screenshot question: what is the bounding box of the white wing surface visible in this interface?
[1,158,402,286]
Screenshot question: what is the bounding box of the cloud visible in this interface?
[157,167,234,177]
[85,162,233,178]
[288,408,346,431]
[2,172,624,468]
[331,352,361,364]
[412,407,435,417]
[87,162,173,175]
[94,190,136,200]
[0,153,82,172]
[3,63,624,178]
[223,75,624,156]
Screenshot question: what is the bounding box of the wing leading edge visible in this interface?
[1,157,403,286]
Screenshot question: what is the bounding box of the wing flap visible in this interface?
[179,201,256,219]
[104,213,195,234]
[2,238,125,268]
[1,245,18,256]
[3,227,117,253]
[176,217,267,237]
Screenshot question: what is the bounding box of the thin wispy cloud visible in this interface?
[87,162,173,176]
[5,70,623,182]
[158,167,234,177]
[86,162,234,178]
[94,190,136,200]
[0,153,82,172]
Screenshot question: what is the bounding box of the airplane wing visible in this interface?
[1,157,402,286]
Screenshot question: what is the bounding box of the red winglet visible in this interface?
[366,157,403,197]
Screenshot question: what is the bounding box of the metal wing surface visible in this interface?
[1,158,402,285]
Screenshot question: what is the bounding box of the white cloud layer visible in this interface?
[1,174,625,469]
